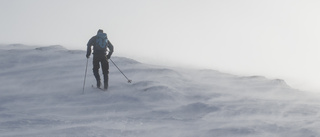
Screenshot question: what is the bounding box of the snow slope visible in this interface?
[1,44,320,137]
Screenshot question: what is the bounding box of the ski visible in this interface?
[91,85,108,91]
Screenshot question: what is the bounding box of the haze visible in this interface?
[0,0,319,92]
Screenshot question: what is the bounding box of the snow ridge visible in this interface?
[1,45,320,137]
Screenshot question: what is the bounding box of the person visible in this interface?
[86,29,114,90]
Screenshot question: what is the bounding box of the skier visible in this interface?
[86,29,114,90]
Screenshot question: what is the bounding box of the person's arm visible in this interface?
[86,37,94,58]
[107,40,114,59]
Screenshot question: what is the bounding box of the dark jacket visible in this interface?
[87,32,114,58]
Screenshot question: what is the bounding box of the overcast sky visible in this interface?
[1,0,320,92]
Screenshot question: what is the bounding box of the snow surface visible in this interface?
[1,44,320,137]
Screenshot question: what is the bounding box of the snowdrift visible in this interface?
[1,44,320,137]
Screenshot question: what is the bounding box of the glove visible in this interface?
[106,55,111,59]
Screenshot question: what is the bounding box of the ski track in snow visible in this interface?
[1,44,320,137]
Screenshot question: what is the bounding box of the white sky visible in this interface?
[1,0,320,92]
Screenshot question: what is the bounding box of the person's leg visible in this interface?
[92,56,101,88]
[101,57,109,90]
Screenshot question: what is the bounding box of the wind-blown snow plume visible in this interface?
[1,44,320,137]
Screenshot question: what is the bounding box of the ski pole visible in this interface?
[82,58,89,94]
[110,58,132,83]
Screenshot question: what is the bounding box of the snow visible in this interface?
[1,44,320,137]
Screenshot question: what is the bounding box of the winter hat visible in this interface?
[97,29,103,34]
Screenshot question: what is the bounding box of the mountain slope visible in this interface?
[1,44,320,137]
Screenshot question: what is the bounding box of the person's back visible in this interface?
[86,29,114,90]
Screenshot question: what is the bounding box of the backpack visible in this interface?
[95,33,108,50]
